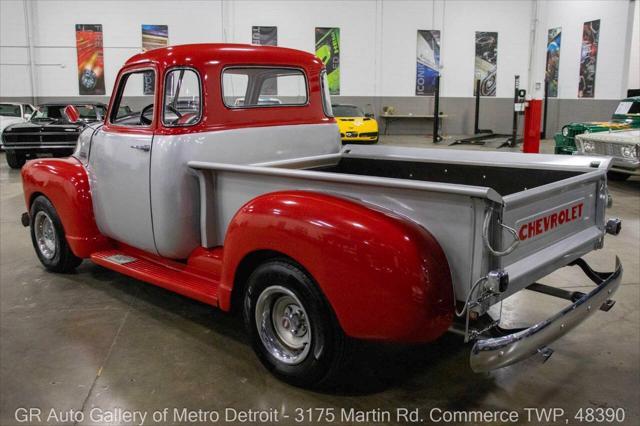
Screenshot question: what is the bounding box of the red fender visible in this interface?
[21,158,111,257]
[220,191,454,343]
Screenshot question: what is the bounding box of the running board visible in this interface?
[90,250,218,306]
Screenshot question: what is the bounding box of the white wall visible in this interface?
[0,0,635,100]
[533,0,635,99]
[1,0,224,98]
[628,0,640,91]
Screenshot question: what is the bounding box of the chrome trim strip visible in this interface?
[470,256,622,372]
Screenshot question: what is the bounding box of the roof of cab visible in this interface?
[124,43,323,69]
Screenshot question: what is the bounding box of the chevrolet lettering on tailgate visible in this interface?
[518,201,585,241]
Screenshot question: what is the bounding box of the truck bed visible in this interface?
[317,157,581,196]
[189,145,612,310]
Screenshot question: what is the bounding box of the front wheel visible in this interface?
[243,259,350,388]
[29,196,82,272]
[5,150,26,169]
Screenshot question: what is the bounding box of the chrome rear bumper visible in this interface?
[470,256,622,372]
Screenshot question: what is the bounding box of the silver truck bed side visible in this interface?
[190,158,499,302]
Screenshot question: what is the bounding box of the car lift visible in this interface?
[451,76,526,148]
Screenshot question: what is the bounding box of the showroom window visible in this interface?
[222,67,308,108]
[163,68,202,127]
[110,70,155,126]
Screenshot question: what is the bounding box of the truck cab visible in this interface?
[74,44,340,258]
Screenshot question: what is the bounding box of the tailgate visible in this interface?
[496,169,607,295]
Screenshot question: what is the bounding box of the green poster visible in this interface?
[315,27,340,95]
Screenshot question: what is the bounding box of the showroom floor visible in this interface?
[1,138,638,425]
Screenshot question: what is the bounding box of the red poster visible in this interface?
[75,24,105,95]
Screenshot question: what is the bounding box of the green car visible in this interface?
[554,96,640,154]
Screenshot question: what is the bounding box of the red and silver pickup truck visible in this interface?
[20,44,623,388]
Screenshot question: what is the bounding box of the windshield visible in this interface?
[614,101,640,115]
[332,105,365,117]
[31,105,103,122]
[0,104,21,117]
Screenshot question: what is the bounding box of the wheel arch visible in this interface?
[21,157,110,258]
[229,249,289,314]
[218,190,454,343]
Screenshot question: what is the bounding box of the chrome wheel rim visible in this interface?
[255,285,311,365]
[34,211,56,260]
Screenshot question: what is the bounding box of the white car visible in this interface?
[0,103,35,150]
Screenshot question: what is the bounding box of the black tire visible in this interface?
[5,150,26,169]
[29,195,82,273]
[243,259,350,388]
[607,171,630,182]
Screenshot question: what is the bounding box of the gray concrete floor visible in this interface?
[1,141,638,426]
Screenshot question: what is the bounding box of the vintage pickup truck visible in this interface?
[20,44,623,388]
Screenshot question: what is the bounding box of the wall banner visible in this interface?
[315,27,340,95]
[416,30,441,96]
[579,19,600,98]
[142,24,169,52]
[474,31,498,96]
[142,25,169,95]
[252,26,278,46]
[75,24,105,95]
[252,26,278,95]
[545,27,562,97]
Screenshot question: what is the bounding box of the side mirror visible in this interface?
[23,113,32,120]
[365,113,374,118]
[63,105,80,123]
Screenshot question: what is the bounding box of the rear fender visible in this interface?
[220,191,454,343]
[21,157,110,257]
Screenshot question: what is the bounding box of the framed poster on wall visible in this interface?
[315,27,340,95]
[545,27,562,97]
[141,25,169,95]
[252,26,278,95]
[474,31,498,96]
[416,30,441,96]
[75,24,105,95]
[579,19,600,98]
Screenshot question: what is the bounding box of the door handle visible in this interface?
[130,144,151,152]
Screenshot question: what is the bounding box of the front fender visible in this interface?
[21,157,110,257]
[220,191,454,343]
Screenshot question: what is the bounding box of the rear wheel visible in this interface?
[243,259,349,388]
[5,150,26,169]
[29,196,82,272]
[607,171,630,181]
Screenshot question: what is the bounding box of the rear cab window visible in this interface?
[222,67,308,108]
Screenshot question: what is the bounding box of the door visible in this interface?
[88,68,158,254]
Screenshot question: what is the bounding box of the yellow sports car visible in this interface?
[332,104,379,144]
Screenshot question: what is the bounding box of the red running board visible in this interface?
[90,250,219,306]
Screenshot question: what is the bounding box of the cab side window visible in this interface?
[110,70,155,126]
[163,69,201,126]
